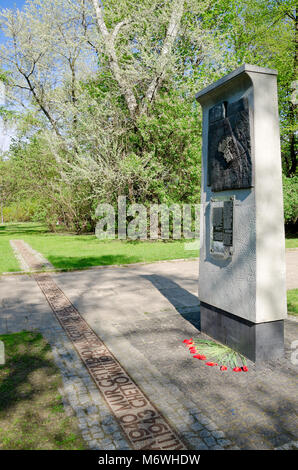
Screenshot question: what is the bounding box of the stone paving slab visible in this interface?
[0,245,297,450]
[0,274,58,333]
[285,249,298,290]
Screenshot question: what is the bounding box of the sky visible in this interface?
[0,0,26,44]
[0,1,25,151]
[0,1,26,9]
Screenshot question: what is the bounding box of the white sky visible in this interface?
[0,82,14,152]
[0,119,15,152]
[0,1,24,153]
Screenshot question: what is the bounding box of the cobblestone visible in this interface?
[88,440,98,449]
[200,429,211,438]
[218,438,232,447]
[205,421,219,431]
[187,438,208,450]
[211,430,225,439]
[275,440,298,450]
[190,422,204,432]
[203,435,217,447]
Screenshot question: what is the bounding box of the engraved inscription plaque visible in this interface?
[210,198,234,258]
[208,97,252,191]
[213,207,223,242]
[223,201,233,246]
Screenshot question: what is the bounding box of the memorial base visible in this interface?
[200,301,284,363]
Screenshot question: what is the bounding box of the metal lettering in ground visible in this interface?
[208,97,252,191]
[33,271,186,451]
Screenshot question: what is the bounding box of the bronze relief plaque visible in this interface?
[207,97,252,191]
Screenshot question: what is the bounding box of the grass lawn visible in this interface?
[0,222,199,272]
[287,289,298,316]
[0,222,297,274]
[0,331,86,450]
[0,226,23,274]
[285,233,298,249]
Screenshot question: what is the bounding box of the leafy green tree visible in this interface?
[0,0,296,229]
[283,174,298,226]
[220,0,297,177]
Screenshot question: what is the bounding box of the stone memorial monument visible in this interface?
[196,64,287,362]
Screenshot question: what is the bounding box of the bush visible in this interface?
[2,199,45,223]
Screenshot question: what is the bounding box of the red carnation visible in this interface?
[242,366,248,372]
[220,365,227,371]
[183,339,193,344]
[205,362,218,366]
[233,367,242,372]
[193,354,206,360]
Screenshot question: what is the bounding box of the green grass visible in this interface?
[0,222,297,274]
[0,226,23,273]
[0,331,87,450]
[287,289,298,316]
[286,239,298,249]
[0,223,49,273]
[0,222,198,272]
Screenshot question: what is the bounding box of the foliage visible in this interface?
[283,175,298,225]
[287,288,298,315]
[2,199,42,222]
[193,338,247,368]
[2,136,96,232]
[0,0,296,229]
[221,0,297,178]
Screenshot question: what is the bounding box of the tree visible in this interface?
[1,0,295,229]
[0,0,224,215]
[0,157,16,223]
[221,0,297,177]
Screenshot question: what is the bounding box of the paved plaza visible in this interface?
[0,243,297,450]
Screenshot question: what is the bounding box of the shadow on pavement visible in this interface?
[142,274,201,331]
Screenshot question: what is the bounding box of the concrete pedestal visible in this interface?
[200,302,284,362]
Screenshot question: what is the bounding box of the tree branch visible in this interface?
[90,0,138,119]
[140,0,184,115]
[112,20,128,42]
